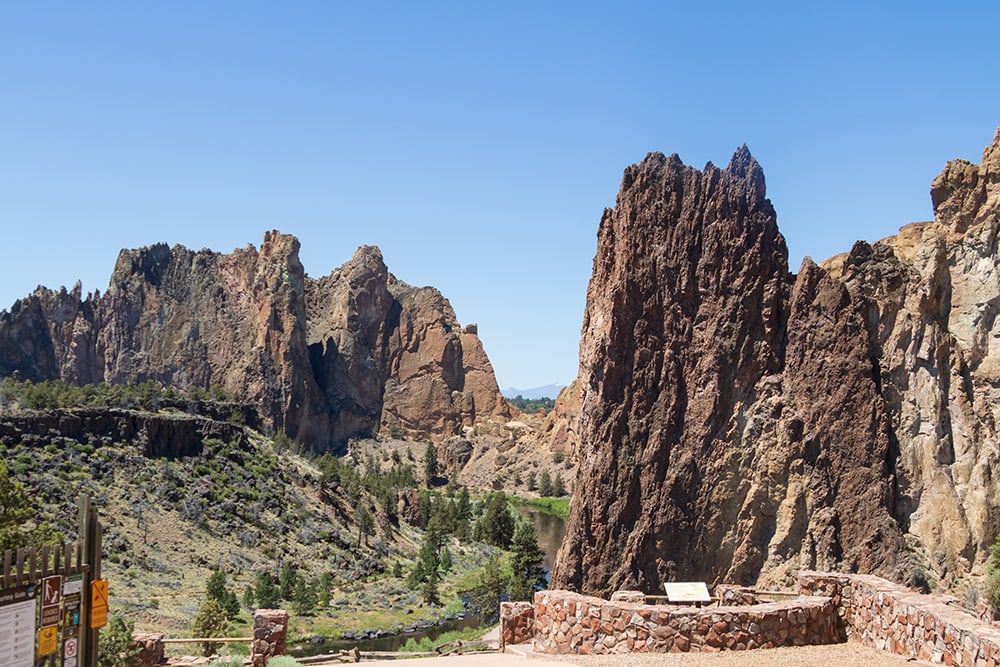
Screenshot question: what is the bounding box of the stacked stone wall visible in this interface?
[532,589,840,655]
[131,632,165,667]
[499,601,534,651]
[800,571,1000,665]
[251,609,289,666]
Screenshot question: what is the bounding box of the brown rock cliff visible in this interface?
[552,129,1000,595]
[0,233,510,450]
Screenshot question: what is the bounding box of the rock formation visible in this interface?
[0,232,510,450]
[552,128,1000,596]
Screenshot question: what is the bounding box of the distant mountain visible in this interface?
[502,384,565,400]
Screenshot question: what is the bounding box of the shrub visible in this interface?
[98,615,140,667]
[985,571,1000,611]
[191,599,229,656]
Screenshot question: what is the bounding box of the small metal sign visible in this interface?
[90,579,108,630]
[40,575,63,628]
[38,626,58,657]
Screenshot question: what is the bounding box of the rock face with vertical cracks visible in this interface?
[0,232,509,451]
[553,128,1000,596]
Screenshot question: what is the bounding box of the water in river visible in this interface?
[290,505,567,657]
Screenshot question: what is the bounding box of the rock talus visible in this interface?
[554,128,1000,595]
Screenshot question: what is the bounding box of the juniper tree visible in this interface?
[508,521,547,601]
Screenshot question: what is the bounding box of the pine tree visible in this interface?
[508,521,547,601]
[292,577,317,616]
[254,571,280,609]
[356,504,374,547]
[552,472,567,497]
[191,599,229,656]
[0,461,58,551]
[318,572,333,610]
[407,532,440,588]
[422,567,441,605]
[538,471,553,497]
[472,555,506,624]
[424,441,438,487]
[475,492,515,548]
[242,585,255,611]
[279,563,300,601]
[205,569,240,619]
[440,545,453,572]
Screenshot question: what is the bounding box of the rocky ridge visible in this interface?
[552,127,1000,596]
[0,233,510,451]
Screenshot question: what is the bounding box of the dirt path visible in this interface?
[305,642,923,666]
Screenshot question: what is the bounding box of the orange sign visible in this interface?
[90,579,108,629]
[38,626,58,656]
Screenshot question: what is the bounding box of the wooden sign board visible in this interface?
[662,581,712,604]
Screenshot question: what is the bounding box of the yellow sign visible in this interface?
[38,626,58,656]
[90,578,108,629]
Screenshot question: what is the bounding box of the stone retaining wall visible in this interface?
[800,571,1000,665]
[531,589,841,655]
[251,609,289,666]
[132,632,165,667]
[499,601,534,651]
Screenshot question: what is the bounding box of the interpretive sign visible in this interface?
[0,584,37,667]
[662,581,712,604]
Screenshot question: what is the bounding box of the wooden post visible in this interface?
[77,494,103,667]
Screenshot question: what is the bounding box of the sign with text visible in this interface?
[0,585,37,667]
[40,575,63,628]
[89,579,108,630]
[662,581,712,604]
[63,635,78,667]
[62,575,82,643]
[38,626,58,657]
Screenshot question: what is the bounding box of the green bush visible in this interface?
[987,571,1000,611]
[98,615,140,667]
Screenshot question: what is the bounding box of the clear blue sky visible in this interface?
[2,2,999,390]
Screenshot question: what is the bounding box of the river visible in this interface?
[290,506,567,656]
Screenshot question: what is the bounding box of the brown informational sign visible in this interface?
[38,626,58,657]
[0,584,37,667]
[40,575,63,628]
[62,575,82,667]
[89,579,108,630]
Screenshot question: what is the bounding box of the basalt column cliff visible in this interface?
[552,129,1000,596]
[0,232,510,450]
